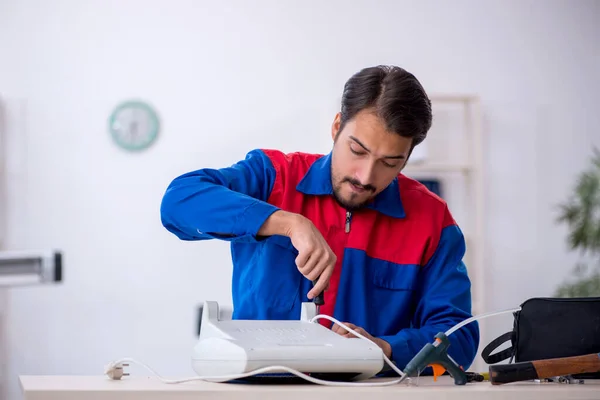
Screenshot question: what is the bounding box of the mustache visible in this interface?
[343,178,376,192]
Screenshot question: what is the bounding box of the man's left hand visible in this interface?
[332,322,392,358]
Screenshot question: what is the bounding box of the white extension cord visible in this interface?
[104,307,522,387]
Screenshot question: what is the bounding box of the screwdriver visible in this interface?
[312,280,325,314]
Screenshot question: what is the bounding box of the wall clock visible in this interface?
[108,100,160,152]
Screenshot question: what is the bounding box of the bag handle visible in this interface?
[481,331,515,364]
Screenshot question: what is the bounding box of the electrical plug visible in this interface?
[104,361,130,380]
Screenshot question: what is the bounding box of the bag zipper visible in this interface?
[520,296,600,308]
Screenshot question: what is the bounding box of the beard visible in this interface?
[331,176,376,211]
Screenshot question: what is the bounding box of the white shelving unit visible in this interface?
[403,94,486,371]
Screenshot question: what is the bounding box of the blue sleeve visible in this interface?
[378,222,480,372]
[160,149,280,242]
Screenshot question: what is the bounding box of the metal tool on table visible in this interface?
[403,332,469,385]
[465,372,487,382]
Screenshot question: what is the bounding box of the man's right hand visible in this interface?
[258,210,336,300]
[287,214,336,300]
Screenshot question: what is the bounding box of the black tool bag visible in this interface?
[481,296,600,379]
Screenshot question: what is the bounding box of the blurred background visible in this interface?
[1,0,599,399]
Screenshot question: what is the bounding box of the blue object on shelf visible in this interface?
[418,179,443,198]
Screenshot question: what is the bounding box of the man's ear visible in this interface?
[331,112,342,142]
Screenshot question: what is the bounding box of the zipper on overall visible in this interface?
[322,209,351,324]
[345,210,352,233]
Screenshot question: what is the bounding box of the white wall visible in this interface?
[1,0,599,398]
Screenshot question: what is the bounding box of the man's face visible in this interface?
[330,109,413,210]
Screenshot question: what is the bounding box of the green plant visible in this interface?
[554,147,600,297]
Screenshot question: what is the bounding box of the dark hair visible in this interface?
[339,65,432,147]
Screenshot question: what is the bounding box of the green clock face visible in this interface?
[109,100,160,152]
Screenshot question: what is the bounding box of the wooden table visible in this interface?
[19,375,600,400]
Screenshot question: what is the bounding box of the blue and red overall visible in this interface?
[160,149,480,371]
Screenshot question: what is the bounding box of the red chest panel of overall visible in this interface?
[262,149,449,321]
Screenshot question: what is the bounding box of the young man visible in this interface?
[160,65,479,372]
